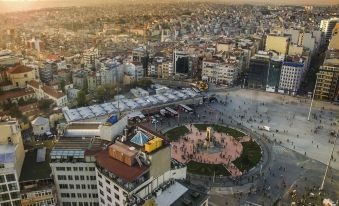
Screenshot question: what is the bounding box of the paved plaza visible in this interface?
[171,124,252,176]
[212,88,339,171]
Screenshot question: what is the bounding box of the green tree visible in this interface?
[38,99,54,111]
[76,90,87,106]
[96,85,106,103]
[60,80,66,93]
[18,98,25,106]
[136,79,152,89]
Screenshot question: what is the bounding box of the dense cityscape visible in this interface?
[0,1,338,206]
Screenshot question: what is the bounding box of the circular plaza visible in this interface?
[165,124,262,177]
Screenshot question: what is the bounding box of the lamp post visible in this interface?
[319,131,338,191]
[307,73,318,121]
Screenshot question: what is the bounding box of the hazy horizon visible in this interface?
[0,0,338,13]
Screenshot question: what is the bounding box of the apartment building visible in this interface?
[314,60,339,102]
[279,56,308,95]
[201,59,239,85]
[95,125,187,206]
[0,117,25,206]
[265,34,290,55]
[50,137,109,206]
[320,17,339,45]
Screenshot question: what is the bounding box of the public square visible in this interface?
[145,88,339,205]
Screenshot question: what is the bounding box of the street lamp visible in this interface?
[307,73,319,121]
[319,130,338,191]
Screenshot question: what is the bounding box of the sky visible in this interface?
[0,0,338,13]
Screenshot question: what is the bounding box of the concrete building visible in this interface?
[265,35,290,55]
[0,117,25,206]
[50,137,108,206]
[279,56,308,95]
[328,23,339,50]
[202,59,239,85]
[31,116,50,136]
[160,61,174,79]
[173,50,191,75]
[39,62,57,84]
[6,65,36,88]
[84,48,99,68]
[314,58,339,102]
[95,125,187,206]
[320,17,339,45]
[247,51,284,91]
[20,179,57,206]
[27,80,68,107]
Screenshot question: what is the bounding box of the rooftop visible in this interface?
[96,149,149,182]
[0,88,35,102]
[7,64,33,74]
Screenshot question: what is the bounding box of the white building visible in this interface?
[27,80,68,107]
[202,59,239,85]
[95,126,187,206]
[50,138,108,206]
[31,116,50,136]
[278,56,308,95]
[84,48,99,68]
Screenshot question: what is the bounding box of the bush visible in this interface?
[187,161,230,176]
[164,126,189,141]
[232,140,262,172]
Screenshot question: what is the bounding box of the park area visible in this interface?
[166,124,262,177]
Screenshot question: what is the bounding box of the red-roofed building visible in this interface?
[27,80,68,107]
[6,65,36,88]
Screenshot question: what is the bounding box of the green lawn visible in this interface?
[194,124,246,139]
[187,160,231,176]
[164,126,190,141]
[232,140,262,173]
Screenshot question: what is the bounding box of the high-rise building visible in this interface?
[49,137,108,206]
[0,117,25,206]
[279,56,308,95]
[247,51,283,91]
[95,125,187,206]
[84,48,99,68]
[320,17,339,45]
[173,50,191,75]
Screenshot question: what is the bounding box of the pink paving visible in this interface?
[171,125,251,176]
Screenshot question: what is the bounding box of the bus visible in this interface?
[178,104,193,113]
[165,107,178,117]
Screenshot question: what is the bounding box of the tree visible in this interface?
[96,85,106,103]
[38,99,54,111]
[136,79,152,89]
[18,98,25,106]
[76,90,87,106]
[60,80,66,93]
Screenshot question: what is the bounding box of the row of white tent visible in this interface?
[63,88,199,122]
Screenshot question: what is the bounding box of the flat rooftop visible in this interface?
[155,182,188,206]
[20,149,51,182]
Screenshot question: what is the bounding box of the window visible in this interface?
[75,175,79,180]
[68,175,73,180]
[77,193,82,198]
[69,184,74,189]
[56,167,66,171]
[72,203,77,206]
[82,184,86,189]
[89,167,95,171]
[67,167,72,171]
[59,184,68,189]
[114,185,119,191]
[73,167,78,171]
[0,175,5,183]
[99,190,104,196]
[83,193,87,198]
[90,176,96,181]
[10,192,20,199]
[98,181,103,187]
[93,194,98,198]
[8,183,18,191]
[61,193,70,198]
[57,175,67,180]
[106,187,111,194]
[6,174,16,182]
[0,193,10,201]
[71,193,76,198]
[98,173,102,178]
[91,185,97,189]
[114,193,119,200]
[80,176,85,180]
[76,184,80,189]
[79,167,83,171]
[105,179,110,184]
[100,198,105,204]
[107,196,112,202]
